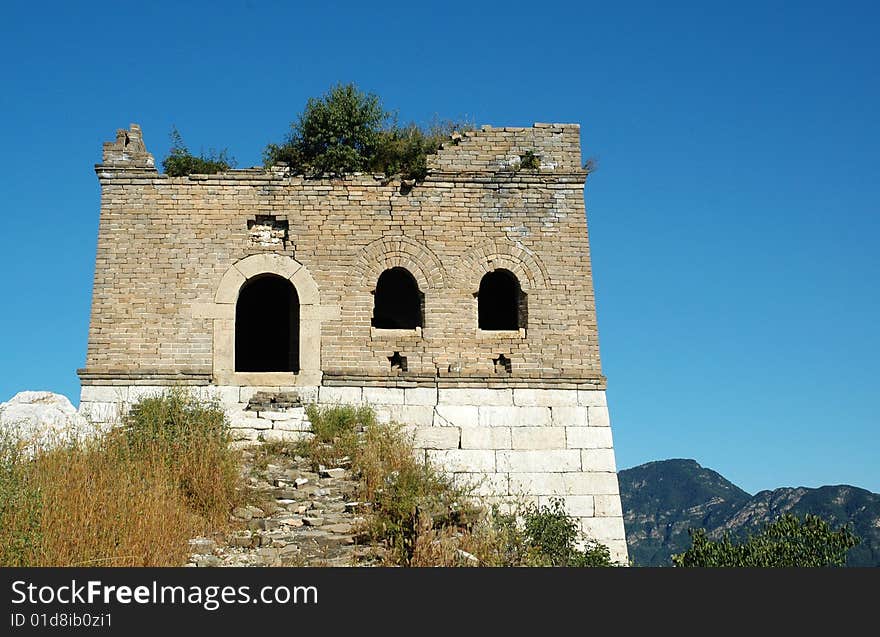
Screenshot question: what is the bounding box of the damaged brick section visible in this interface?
[247,215,289,248]
[245,391,303,412]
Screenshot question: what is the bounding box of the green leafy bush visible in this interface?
[521,498,614,566]
[162,127,235,177]
[265,83,472,180]
[672,513,861,567]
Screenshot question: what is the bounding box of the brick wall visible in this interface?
[81,123,604,388]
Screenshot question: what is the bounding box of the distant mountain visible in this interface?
[618,459,880,567]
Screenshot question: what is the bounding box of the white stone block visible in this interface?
[438,388,512,406]
[80,386,128,403]
[259,410,302,421]
[427,449,495,473]
[513,388,578,407]
[581,516,626,541]
[413,427,460,449]
[230,440,259,450]
[478,406,551,427]
[384,405,435,427]
[78,401,121,424]
[272,419,310,432]
[565,427,613,449]
[562,472,620,496]
[230,428,259,441]
[362,387,405,405]
[581,449,617,472]
[261,430,311,444]
[594,495,623,518]
[551,406,589,427]
[602,538,630,565]
[318,386,363,404]
[511,427,566,450]
[207,385,241,406]
[228,412,271,430]
[577,390,608,408]
[404,387,437,406]
[434,405,479,428]
[496,450,581,473]
[508,472,565,496]
[460,427,511,449]
[538,495,595,517]
[127,386,168,403]
[452,472,508,496]
[588,405,611,427]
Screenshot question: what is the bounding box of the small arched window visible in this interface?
[372,267,423,329]
[478,269,525,330]
[235,274,300,372]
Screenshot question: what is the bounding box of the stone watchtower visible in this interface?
[79,123,628,561]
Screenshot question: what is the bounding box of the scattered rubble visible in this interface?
[185,446,385,567]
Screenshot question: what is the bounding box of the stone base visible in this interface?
[79,383,628,563]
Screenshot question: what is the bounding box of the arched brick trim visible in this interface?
[353,236,446,291]
[211,254,322,385]
[455,242,550,292]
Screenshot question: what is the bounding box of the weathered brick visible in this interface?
[318,386,363,404]
[434,405,479,428]
[496,450,581,473]
[362,387,405,405]
[438,388,513,406]
[511,427,566,449]
[513,389,579,407]
[413,427,460,449]
[562,472,620,496]
[479,406,551,427]
[460,427,512,449]
[508,472,565,496]
[565,427,613,448]
[427,449,495,473]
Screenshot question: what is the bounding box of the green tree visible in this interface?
[162,127,235,177]
[265,84,473,180]
[672,513,860,567]
[264,83,388,176]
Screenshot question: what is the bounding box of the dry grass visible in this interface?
[299,404,617,567]
[0,390,242,567]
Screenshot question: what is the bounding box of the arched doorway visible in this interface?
[235,274,300,372]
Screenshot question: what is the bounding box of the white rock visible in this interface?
[1,391,104,451]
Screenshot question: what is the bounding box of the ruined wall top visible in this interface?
[100,124,155,169]
[427,123,585,175]
[96,122,586,179]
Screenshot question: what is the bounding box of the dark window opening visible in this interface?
[478,269,524,330]
[493,353,512,374]
[372,267,423,329]
[388,351,408,372]
[235,274,300,372]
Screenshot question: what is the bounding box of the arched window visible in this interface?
[235,274,300,372]
[478,269,525,330]
[372,267,423,329]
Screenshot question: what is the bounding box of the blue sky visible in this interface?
[1,1,877,494]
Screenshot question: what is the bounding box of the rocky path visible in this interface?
[186,446,384,567]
